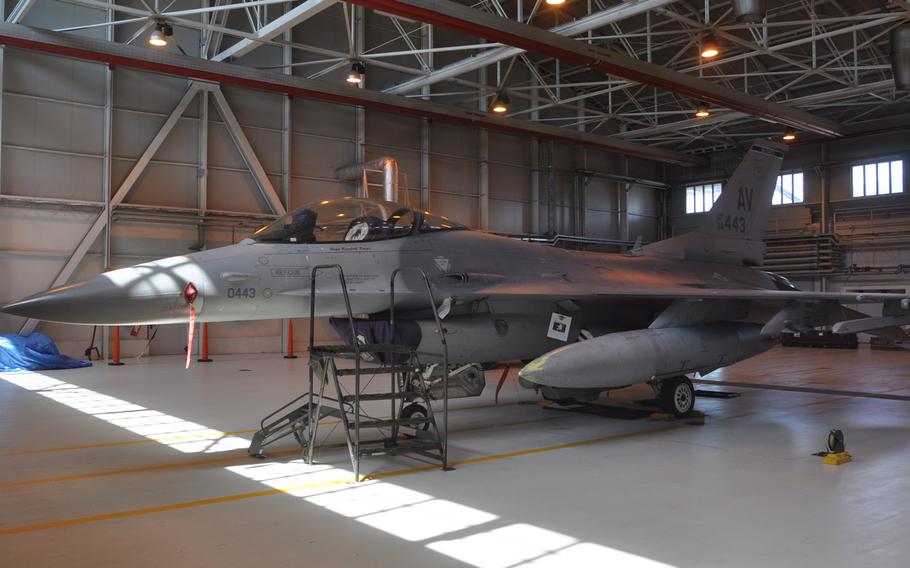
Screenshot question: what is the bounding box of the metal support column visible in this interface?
[479,131,489,231]
[529,80,540,234]
[281,21,293,354]
[354,5,365,168]
[575,102,586,237]
[197,89,209,246]
[420,119,430,210]
[478,59,489,231]
[546,141,556,236]
[819,142,830,234]
[100,4,113,354]
[530,139,540,234]
[419,23,432,210]
[619,155,630,242]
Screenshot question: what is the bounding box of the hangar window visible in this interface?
[685,182,723,214]
[773,172,804,205]
[852,160,904,197]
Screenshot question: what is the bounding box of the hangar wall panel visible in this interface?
[0,18,663,356]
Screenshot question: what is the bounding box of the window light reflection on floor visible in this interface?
[228,460,497,542]
[428,523,675,568]
[0,373,249,453]
[227,459,676,567]
[3,371,677,568]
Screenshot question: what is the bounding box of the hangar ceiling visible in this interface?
[6,0,910,154]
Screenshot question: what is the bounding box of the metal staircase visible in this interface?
[248,265,449,481]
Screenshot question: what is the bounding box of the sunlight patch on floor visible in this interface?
[228,458,674,567]
[3,370,676,568]
[0,372,249,453]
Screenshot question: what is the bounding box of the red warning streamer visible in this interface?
[183,282,198,370]
[185,306,196,369]
[494,366,510,405]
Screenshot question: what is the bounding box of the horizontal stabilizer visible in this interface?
[833,314,910,335]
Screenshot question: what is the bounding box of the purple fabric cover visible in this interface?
[328,318,421,364]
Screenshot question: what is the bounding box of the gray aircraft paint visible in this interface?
[4,139,908,397]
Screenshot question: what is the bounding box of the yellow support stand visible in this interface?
[823,451,852,465]
[648,412,673,421]
[649,411,705,425]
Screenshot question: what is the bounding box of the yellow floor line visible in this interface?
[0,421,685,537]
[0,429,260,457]
[6,382,853,490]
[0,389,861,534]
[0,449,296,489]
[366,422,690,481]
[0,414,567,489]
[0,399,536,458]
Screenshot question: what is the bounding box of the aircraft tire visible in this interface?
[401,403,431,431]
[659,376,695,417]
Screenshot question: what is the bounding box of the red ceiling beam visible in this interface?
[0,23,704,166]
[348,0,846,138]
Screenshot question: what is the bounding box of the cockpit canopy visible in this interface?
[251,198,467,244]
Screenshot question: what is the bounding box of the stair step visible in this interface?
[342,391,421,402]
[335,365,417,376]
[259,406,309,431]
[350,417,431,429]
[310,343,414,357]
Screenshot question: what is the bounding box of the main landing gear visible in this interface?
[652,376,696,418]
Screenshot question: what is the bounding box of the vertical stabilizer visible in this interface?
[639,139,787,266]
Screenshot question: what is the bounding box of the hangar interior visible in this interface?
[1,1,910,567]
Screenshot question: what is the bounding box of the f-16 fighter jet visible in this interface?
[4,139,909,416]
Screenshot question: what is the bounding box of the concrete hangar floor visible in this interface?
[1,344,908,568]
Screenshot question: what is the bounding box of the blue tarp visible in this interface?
[0,332,92,372]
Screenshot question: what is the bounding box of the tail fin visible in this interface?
[640,139,787,266]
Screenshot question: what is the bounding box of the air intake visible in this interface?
[892,25,910,91]
[732,0,765,23]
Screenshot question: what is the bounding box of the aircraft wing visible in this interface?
[450,282,910,306]
[448,282,910,343]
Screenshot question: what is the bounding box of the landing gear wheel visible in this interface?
[659,376,695,417]
[401,403,430,431]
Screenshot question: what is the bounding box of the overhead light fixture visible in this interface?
[491,92,510,114]
[545,0,566,5]
[781,129,797,142]
[346,61,366,84]
[700,34,720,58]
[149,22,172,47]
[694,103,711,118]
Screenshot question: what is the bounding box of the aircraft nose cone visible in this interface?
[2,255,211,325]
[2,282,103,322]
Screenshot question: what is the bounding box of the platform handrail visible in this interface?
[389,267,449,470]
[307,264,362,468]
